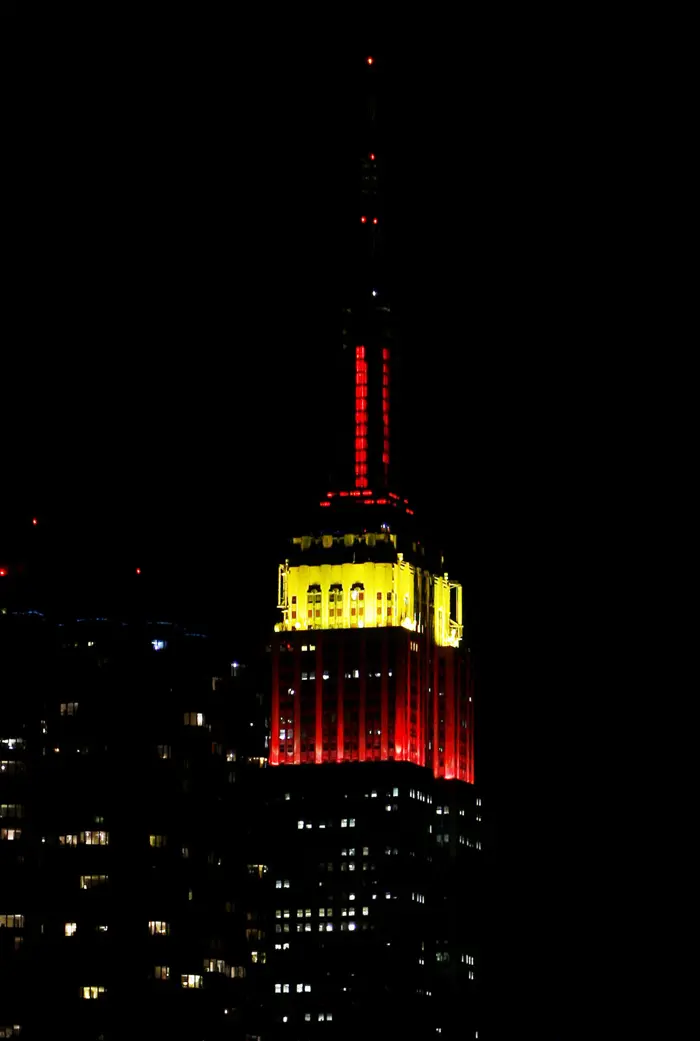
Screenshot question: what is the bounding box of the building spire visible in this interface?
[327,53,409,517]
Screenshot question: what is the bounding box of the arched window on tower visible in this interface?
[350,583,365,627]
[329,584,344,627]
[307,585,322,628]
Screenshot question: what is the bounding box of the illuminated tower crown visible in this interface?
[270,55,474,783]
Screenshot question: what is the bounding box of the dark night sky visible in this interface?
[1,17,649,1037]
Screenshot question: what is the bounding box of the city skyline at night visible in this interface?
[0,25,631,1038]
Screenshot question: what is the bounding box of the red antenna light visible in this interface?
[373,218,378,225]
[135,568,141,575]
[369,153,375,161]
[366,56,374,65]
[361,216,367,223]
[0,568,7,577]
[32,517,38,526]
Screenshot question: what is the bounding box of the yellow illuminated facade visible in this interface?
[275,530,462,648]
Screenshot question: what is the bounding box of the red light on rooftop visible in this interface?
[0,568,7,577]
[32,517,38,525]
[319,501,331,507]
[372,218,378,225]
[135,568,141,575]
[366,56,374,65]
[369,153,375,161]
[361,216,367,223]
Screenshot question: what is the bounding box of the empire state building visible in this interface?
[246,52,483,1040]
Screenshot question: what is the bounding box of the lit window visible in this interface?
[183,712,205,726]
[65,922,77,937]
[81,986,106,999]
[60,702,79,716]
[82,831,109,845]
[0,761,26,776]
[204,958,232,975]
[155,965,169,980]
[0,805,24,819]
[149,834,167,848]
[298,820,304,829]
[157,744,171,759]
[181,974,202,989]
[80,875,108,889]
[0,829,20,841]
[148,921,170,936]
[0,916,24,929]
[59,834,78,846]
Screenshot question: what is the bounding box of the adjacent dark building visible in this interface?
[0,613,269,1039]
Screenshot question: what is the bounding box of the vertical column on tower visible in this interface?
[337,643,345,762]
[380,633,389,760]
[444,652,456,780]
[355,346,368,488]
[315,639,323,764]
[382,348,391,484]
[395,634,407,761]
[271,644,280,765]
[359,636,367,760]
[293,651,302,766]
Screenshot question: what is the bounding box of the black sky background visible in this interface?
[0,15,656,1037]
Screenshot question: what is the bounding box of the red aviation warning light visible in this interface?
[372,218,378,225]
[369,153,375,161]
[366,56,374,65]
[32,517,38,526]
[0,568,7,577]
[135,568,141,575]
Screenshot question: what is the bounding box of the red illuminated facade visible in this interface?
[271,601,474,784]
